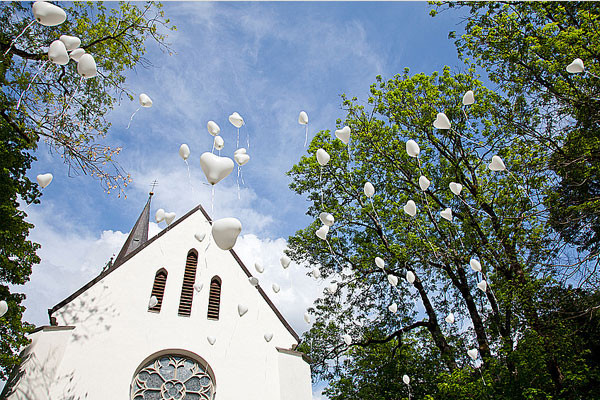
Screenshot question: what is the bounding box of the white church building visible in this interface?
[1,194,312,399]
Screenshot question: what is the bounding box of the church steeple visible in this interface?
[113,192,152,268]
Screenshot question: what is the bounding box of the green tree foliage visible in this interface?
[0,1,174,379]
[288,68,600,398]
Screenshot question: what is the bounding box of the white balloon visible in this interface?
[211,217,242,250]
[470,259,482,272]
[364,182,375,198]
[462,90,475,106]
[228,112,244,128]
[335,126,351,145]
[445,312,455,324]
[69,48,85,62]
[237,304,248,317]
[342,334,352,346]
[326,283,338,294]
[566,58,585,74]
[406,139,420,158]
[139,93,153,108]
[433,112,451,130]
[148,296,158,308]
[164,212,176,226]
[477,280,488,292]
[467,348,479,360]
[0,301,8,318]
[255,262,264,273]
[155,209,165,223]
[234,150,250,166]
[319,212,335,227]
[194,232,206,242]
[440,208,453,222]
[449,182,463,196]
[207,120,220,136]
[375,257,385,269]
[207,336,216,345]
[403,375,411,385]
[77,54,97,78]
[387,274,398,287]
[315,225,329,240]
[316,148,330,166]
[388,302,398,313]
[312,266,321,279]
[36,173,53,188]
[280,255,291,269]
[264,333,274,342]
[272,283,280,293]
[213,136,224,151]
[488,155,506,172]
[59,35,81,51]
[418,176,431,191]
[298,111,309,125]
[179,144,190,160]
[403,200,417,217]
[304,312,311,324]
[248,277,259,287]
[406,271,416,284]
[199,152,234,185]
[194,283,203,293]
[48,40,69,65]
[32,1,66,26]
[234,148,247,156]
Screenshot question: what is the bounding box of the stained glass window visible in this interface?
[131,355,215,400]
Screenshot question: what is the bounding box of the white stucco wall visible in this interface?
[277,348,313,400]
[7,207,311,399]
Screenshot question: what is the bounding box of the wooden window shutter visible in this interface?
[207,276,222,320]
[149,269,168,312]
[178,250,198,317]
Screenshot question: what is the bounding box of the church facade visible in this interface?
[2,195,312,399]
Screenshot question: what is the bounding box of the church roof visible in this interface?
[48,201,301,343]
[112,193,152,267]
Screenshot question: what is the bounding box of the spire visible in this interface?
[113,192,152,268]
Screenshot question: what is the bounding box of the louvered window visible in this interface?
[207,277,222,320]
[148,269,167,312]
[178,250,198,317]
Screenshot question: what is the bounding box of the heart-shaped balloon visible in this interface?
[440,208,453,222]
[326,283,338,294]
[207,336,216,345]
[342,334,352,345]
[194,232,206,242]
[280,255,291,269]
[319,212,335,226]
[488,155,506,172]
[59,35,81,51]
[139,93,153,108]
[33,1,66,26]
[477,280,488,292]
[77,54,97,78]
[211,217,242,250]
[48,40,69,65]
[154,209,165,223]
[403,375,411,385]
[418,176,430,191]
[148,296,158,308]
[194,283,203,292]
[316,148,330,166]
[316,225,329,240]
[272,283,280,293]
[406,271,416,284]
[566,58,584,74]
[234,148,246,155]
[298,111,308,125]
[462,90,475,106]
[445,312,455,324]
[179,144,190,160]
[200,152,234,185]
[335,126,351,145]
[467,348,479,360]
[0,300,8,318]
[164,212,176,226]
[228,112,244,128]
[388,274,398,287]
[375,257,385,269]
[36,173,53,188]
[364,182,375,198]
[264,332,274,342]
[237,304,248,317]
[406,139,420,157]
[207,120,220,136]
[449,182,463,196]
[304,312,311,324]
[470,259,482,272]
[248,277,259,287]
[433,112,451,130]
[388,303,398,313]
[255,262,264,273]
[213,136,224,151]
[403,200,417,217]
[234,151,250,166]
[69,48,85,62]
[312,267,321,279]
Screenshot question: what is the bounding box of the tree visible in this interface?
[0,1,174,379]
[288,67,600,398]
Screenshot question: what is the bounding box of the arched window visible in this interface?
[149,268,168,312]
[178,249,198,317]
[207,276,221,321]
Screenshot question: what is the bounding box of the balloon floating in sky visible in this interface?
[33,1,67,26]
[264,333,273,342]
[467,348,479,361]
[272,283,280,294]
[406,271,416,284]
[403,375,411,385]
[387,274,398,287]
[488,155,506,172]
[148,296,158,308]
[0,301,7,318]
[470,259,482,272]
[77,54,97,78]
[304,312,311,324]
[375,257,385,269]
[315,225,329,240]
[280,255,291,269]
[335,126,351,145]
[179,144,190,161]
[199,152,234,185]
[59,35,80,51]
[449,182,463,196]
[406,140,420,158]
[316,148,330,166]
[445,312,455,324]
[237,304,248,317]
[234,148,250,166]
[207,336,216,345]
[139,93,153,108]
[319,212,335,227]
[255,262,264,273]
[433,112,451,130]
[228,112,244,128]
[342,334,352,346]
[194,283,203,293]
[477,280,488,292]
[211,217,242,250]
[326,283,338,294]
[155,209,165,223]
[418,176,431,191]
[566,58,584,74]
[69,48,85,62]
[364,182,375,198]
[194,232,206,242]
[36,173,53,188]
[298,111,309,125]
[312,266,321,279]
[403,200,417,217]
[207,120,220,136]
[164,212,176,226]
[248,277,259,287]
[462,90,475,106]
[213,136,224,151]
[388,303,398,313]
[440,208,453,222]
[48,40,69,65]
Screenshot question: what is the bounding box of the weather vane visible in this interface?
[150,179,158,195]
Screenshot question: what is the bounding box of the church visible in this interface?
[1,193,312,399]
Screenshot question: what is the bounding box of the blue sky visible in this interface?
[16,2,467,397]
